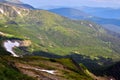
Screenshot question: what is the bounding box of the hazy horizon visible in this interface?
[20,0,120,9]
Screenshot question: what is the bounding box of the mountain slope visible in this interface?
[0,35,117,80]
[0,3,120,59]
[0,35,94,80]
[0,2,120,80]
[49,8,120,33]
[0,55,94,80]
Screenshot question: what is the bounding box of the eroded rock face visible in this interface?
[0,31,6,36]
[20,40,31,47]
[0,3,30,18]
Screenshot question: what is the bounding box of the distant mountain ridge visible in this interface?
[79,7,120,19]
[49,8,93,19]
[49,7,120,33]
[49,8,120,26]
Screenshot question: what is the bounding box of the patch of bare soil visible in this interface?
[14,63,66,80]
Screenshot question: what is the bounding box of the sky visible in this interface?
[20,0,120,9]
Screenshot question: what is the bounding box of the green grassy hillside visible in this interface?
[0,2,120,79]
[0,35,93,80]
[2,56,94,80]
[0,3,120,60]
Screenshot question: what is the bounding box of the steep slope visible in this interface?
[3,56,94,80]
[0,3,120,59]
[0,2,120,79]
[0,35,117,80]
[0,35,94,80]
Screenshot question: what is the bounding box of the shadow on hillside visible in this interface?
[104,62,120,80]
[65,53,114,75]
[33,51,114,74]
[33,51,63,58]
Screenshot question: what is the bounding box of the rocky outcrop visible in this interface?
[20,40,31,47]
[0,31,6,36]
[0,0,34,9]
[0,3,30,18]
